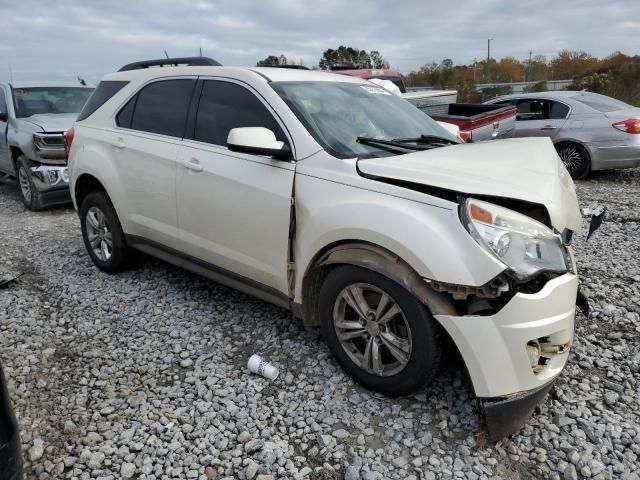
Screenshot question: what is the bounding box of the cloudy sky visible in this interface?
[1,0,638,83]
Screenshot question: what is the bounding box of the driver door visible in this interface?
[176,79,295,295]
[514,99,568,139]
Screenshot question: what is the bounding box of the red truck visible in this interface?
[333,68,516,142]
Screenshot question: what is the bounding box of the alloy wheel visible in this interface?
[85,206,113,262]
[332,283,412,377]
[558,146,584,177]
[18,167,32,203]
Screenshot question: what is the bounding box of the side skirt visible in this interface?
[125,234,291,311]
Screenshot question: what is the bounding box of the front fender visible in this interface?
[293,170,506,304]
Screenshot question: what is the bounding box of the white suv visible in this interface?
[68,57,583,439]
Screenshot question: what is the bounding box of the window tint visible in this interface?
[116,96,136,128]
[516,99,544,120]
[77,81,127,121]
[194,81,285,146]
[490,99,514,107]
[130,79,196,137]
[549,101,570,119]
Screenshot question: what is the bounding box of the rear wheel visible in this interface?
[16,156,43,211]
[319,265,443,396]
[555,142,590,179]
[80,191,131,273]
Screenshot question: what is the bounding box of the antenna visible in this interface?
[164,50,169,59]
[8,60,13,82]
[199,47,202,57]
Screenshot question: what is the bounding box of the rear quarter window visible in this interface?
[77,81,128,121]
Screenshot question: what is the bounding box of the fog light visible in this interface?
[62,168,69,182]
[526,341,541,369]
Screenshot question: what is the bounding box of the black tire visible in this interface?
[79,191,131,273]
[319,265,443,396]
[555,142,590,180]
[16,156,44,211]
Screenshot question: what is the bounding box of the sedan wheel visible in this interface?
[556,143,590,179]
[85,206,113,262]
[333,283,412,377]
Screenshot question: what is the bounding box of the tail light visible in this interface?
[459,130,472,142]
[612,118,640,134]
[64,127,75,156]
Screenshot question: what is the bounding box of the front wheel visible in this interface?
[16,156,43,211]
[79,191,131,273]
[555,142,590,180]
[319,265,443,396]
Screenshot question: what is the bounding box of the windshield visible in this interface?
[271,81,459,158]
[12,87,94,118]
[570,92,632,113]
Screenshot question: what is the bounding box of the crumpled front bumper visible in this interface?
[435,273,578,439]
[29,164,69,193]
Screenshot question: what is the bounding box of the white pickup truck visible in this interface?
[69,58,586,440]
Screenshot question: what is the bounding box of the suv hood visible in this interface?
[19,113,76,132]
[357,137,581,232]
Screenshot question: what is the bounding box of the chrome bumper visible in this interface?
[29,165,69,192]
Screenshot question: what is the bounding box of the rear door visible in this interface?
[112,78,196,249]
[176,78,295,294]
[514,98,569,139]
[0,86,11,174]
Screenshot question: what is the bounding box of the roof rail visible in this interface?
[118,57,222,72]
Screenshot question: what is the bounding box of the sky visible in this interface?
[0,0,639,84]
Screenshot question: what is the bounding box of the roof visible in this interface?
[497,91,582,100]
[103,66,368,84]
[333,69,402,79]
[7,80,94,89]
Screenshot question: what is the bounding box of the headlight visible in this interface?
[462,198,568,279]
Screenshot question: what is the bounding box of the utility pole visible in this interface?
[528,50,532,82]
[487,38,493,83]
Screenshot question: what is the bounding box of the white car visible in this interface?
[67,57,583,439]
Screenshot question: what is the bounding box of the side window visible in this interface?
[125,79,196,138]
[549,101,569,119]
[77,81,128,121]
[516,99,544,121]
[193,80,285,147]
[116,96,136,128]
[0,89,7,117]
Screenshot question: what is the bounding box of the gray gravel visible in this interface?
[1,169,640,480]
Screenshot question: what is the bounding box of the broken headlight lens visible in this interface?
[463,198,568,279]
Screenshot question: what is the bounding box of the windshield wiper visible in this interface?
[357,136,430,152]
[392,134,459,146]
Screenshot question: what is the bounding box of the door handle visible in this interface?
[111,138,126,149]
[183,157,203,172]
[541,125,557,130]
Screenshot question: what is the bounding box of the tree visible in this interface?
[494,57,524,83]
[256,54,288,67]
[550,50,599,79]
[318,46,389,70]
[369,50,390,69]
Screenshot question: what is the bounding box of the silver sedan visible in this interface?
[485,91,640,178]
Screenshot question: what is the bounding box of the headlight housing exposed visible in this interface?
[462,198,568,279]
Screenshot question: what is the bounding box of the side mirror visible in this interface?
[0,112,7,122]
[227,127,291,160]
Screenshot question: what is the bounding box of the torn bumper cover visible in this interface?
[434,273,578,440]
[479,380,556,441]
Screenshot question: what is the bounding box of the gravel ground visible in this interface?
[1,169,639,480]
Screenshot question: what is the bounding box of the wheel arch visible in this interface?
[299,240,457,328]
[74,173,109,211]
